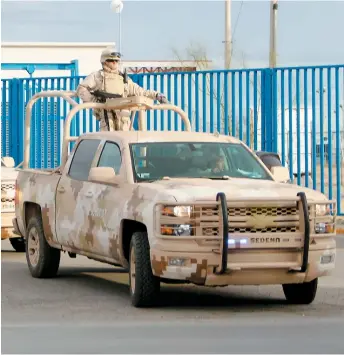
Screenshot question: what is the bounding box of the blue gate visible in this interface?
[1,65,343,215]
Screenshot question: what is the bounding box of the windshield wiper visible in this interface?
[199,175,231,180]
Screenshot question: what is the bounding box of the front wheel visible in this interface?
[129,231,160,307]
[10,237,26,252]
[25,215,61,278]
[282,278,318,304]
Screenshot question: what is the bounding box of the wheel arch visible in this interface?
[120,219,148,265]
[23,202,57,247]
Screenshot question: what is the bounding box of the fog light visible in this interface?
[161,224,193,236]
[168,258,187,266]
[228,238,248,248]
[320,254,335,264]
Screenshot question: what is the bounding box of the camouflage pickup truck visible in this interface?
[13,91,337,307]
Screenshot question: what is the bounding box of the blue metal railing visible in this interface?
[1,65,343,215]
[1,60,79,77]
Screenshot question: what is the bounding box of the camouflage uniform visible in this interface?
[76,47,167,131]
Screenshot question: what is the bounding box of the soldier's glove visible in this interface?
[156,93,169,104]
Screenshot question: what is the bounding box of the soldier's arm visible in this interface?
[126,78,160,100]
[76,72,102,102]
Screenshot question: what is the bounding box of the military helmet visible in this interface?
[100,45,122,63]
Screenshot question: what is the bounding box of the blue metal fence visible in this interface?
[1,65,343,215]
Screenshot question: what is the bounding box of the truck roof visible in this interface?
[80,130,242,144]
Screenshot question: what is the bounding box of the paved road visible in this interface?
[2,237,344,354]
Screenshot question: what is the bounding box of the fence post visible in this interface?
[9,79,21,165]
[260,69,267,151]
[271,68,279,153]
[130,74,143,131]
[264,68,273,152]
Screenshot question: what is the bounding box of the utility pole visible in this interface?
[224,0,232,136]
[224,0,231,69]
[269,0,278,68]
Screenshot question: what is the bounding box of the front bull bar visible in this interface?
[214,191,311,275]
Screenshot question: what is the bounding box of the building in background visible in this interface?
[1,42,210,78]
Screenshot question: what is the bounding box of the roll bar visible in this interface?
[23,90,192,169]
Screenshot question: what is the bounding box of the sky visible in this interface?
[1,0,344,68]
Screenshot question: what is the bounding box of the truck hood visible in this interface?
[140,178,328,203]
[1,167,18,181]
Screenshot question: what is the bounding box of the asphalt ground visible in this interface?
[2,236,344,354]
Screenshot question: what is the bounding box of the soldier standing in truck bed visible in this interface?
[76,45,168,131]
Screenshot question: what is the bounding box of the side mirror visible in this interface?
[271,166,290,183]
[2,157,15,168]
[88,167,118,184]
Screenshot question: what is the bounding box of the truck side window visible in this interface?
[68,139,101,181]
[97,142,122,174]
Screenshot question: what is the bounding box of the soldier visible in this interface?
[76,45,168,131]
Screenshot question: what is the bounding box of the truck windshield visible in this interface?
[130,142,272,182]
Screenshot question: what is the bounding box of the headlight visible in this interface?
[314,202,335,234]
[315,204,330,216]
[161,224,194,236]
[162,205,193,217]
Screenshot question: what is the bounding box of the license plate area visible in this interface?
[227,234,304,249]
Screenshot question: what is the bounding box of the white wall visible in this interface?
[1,42,202,79]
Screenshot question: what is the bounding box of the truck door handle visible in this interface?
[57,186,65,193]
[86,191,93,198]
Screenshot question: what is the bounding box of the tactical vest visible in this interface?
[103,71,125,96]
[102,70,130,131]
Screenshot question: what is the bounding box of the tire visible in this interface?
[9,237,26,252]
[129,231,160,307]
[282,278,318,304]
[25,214,61,278]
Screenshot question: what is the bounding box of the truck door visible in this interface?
[90,141,124,261]
[55,138,102,250]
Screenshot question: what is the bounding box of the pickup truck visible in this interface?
[1,156,25,252]
[13,91,337,307]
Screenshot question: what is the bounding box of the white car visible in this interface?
[1,156,25,252]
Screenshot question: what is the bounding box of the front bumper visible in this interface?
[151,192,337,286]
[150,244,336,286]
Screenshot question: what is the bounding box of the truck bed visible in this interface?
[15,169,62,245]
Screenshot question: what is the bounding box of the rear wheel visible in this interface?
[10,237,26,252]
[25,214,61,278]
[129,231,160,307]
[282,278,318,304]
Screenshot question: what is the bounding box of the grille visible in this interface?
[202,227,219,236]
[1,183,15,209]
[199,204,300,235]
[200,207,219,217]
[1,183,15,192]
[228,226,298,233]
[228,206,297,217]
